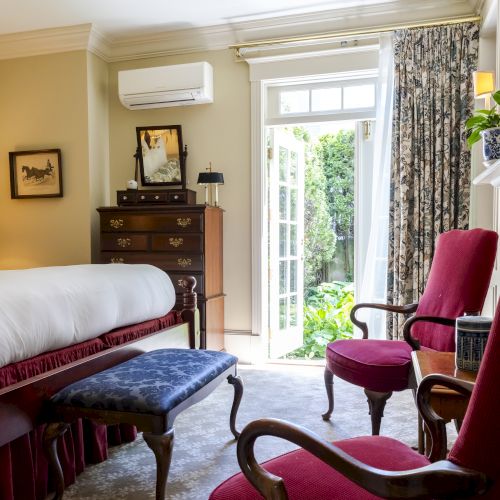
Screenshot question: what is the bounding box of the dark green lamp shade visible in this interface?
[197,172,224,184]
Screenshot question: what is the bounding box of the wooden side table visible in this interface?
[411,351,477,454]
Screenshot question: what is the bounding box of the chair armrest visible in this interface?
[402,316,456,350]
[350,303,418,339]
[416,374,474,462]
[237,418,487,500]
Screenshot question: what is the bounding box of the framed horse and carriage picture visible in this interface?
[9,148,63,199]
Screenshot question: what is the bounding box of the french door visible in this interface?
[268,128,304,358]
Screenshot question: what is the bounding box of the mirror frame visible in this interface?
[136,125,185,187]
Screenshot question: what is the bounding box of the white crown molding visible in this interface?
[0,23,114,62]
[88,26,113,62]
[104,24,234,61]
[0,0,477,62]
[0,24,94,60]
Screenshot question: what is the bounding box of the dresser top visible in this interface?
[97,204,223,213]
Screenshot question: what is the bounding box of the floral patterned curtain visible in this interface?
[387,22,479,340]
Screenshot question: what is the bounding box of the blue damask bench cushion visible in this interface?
[51,348,238,415]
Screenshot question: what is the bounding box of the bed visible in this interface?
[0,264,199,500]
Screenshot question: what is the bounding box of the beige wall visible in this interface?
[0,47,252,333]
[87,52,110,262]
[0,51,91,269]
[109,49,252,332]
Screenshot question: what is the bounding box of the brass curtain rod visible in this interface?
[230,15,481,54]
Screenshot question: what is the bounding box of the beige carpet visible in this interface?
[63,363,457,499]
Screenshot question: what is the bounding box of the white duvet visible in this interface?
[0,264,176,368]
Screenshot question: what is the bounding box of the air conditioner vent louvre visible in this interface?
[129,98,196,107]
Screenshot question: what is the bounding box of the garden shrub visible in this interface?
[287,281,354,359]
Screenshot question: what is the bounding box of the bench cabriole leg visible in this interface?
[143,428,175,500]
[227,374,243,439]
[43,422,70,500]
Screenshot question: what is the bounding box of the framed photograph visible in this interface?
[136,125,185,187]
[9,149,63,199]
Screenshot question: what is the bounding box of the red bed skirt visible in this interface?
[0,311,180,500]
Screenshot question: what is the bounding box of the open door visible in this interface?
[355,120,375,303]
[268,128,304,358]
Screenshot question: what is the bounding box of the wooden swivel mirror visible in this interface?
[136,125,186,188]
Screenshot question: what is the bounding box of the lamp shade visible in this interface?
[473,71,495,98]
[197,172,224,184]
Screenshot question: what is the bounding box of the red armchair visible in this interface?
[209,290,500,500]
[323,228,497,434]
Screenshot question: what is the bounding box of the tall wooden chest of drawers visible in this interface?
[96,205,224,350]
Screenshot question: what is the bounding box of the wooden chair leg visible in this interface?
[364,389,392,435]
[143,428,175,500]
[322,367,334,421]
[43,422,70,500]
[227,374,243,439]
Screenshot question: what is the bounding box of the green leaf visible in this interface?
[467,129,482,148]
[466,115,486,128]
[473,109,493,116]
[492,91,500,106]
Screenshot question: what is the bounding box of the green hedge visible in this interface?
[287,281,354,359]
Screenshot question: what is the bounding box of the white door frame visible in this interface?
[250,69,378,362]
[250,80,269,356]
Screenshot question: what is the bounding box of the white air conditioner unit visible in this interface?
[118,62,213,109]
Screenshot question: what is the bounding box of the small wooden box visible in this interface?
[117,189,196,206]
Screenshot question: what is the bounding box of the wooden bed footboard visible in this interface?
[0,275,199,448]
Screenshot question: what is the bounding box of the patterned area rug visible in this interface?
[64,363,456,499]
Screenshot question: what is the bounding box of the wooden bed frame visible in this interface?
[0,275,199,450]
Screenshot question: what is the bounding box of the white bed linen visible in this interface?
[0,264,176,368]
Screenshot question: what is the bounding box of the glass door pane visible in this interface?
[268,127,304,358]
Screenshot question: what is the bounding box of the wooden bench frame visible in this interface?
[44,363,243,500]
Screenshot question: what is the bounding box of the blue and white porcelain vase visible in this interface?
[481,127,500,161]
[455,316,492,372]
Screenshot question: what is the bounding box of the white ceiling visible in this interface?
[0,0,479,39]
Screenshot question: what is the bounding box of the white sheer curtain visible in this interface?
[357,34,394,339]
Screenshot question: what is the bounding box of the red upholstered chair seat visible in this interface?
[209,436,430,500]
[326,339,413,393]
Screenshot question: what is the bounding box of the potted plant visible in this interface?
[466,90,500,161]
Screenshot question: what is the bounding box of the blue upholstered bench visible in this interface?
[43,348,242,500]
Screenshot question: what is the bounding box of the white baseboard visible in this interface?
[224,330,265,364]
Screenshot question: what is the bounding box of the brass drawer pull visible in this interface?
[177,258,192,268]
[109,218,124,229]
[169,237,184,248]
[110,257,124,263]
[117,238,131,248]
[177,217,191,228]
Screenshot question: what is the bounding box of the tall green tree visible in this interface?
[293,127,336,289]
[315,131,355,279]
